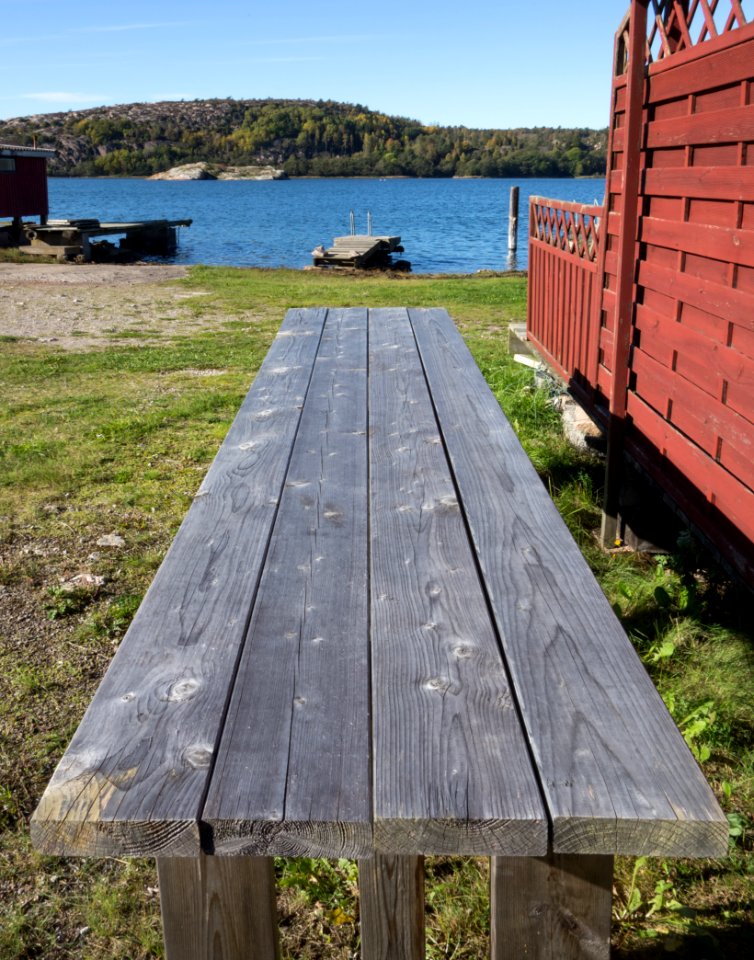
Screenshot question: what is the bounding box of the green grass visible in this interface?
[0,266,751,959]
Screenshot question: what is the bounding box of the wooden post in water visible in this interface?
[508,186,520,254]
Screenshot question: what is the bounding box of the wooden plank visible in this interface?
[647,23,754,100]
[359,855,424,960]
[635,305,722,399]
[637,259,754,332]
[597,363,613,398]
[30,309,327,857]
[641,216,754,270]
[632,346,754,483]
[203,309,371,858]
[635,301,754,417]
[490,854,613,960]
[646,103,754,148]
[529,237,599,270]
[368,307,546,856]
[157,855,279,960]
[602,0,647,548]
[643,166,754,202]
[526,331,572,385]
[410,307,728,857]
[332,238,381,254]
[627,391,754,542]
[626,400,754,583]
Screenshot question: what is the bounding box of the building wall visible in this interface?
[0,156,49,219]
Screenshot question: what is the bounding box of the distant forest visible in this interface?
[0,98,608,179]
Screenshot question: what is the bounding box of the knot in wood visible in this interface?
[183,745,213,769]
[164,677,200,702]
[496,690,514,710]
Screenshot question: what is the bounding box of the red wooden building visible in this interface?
[527,0,754,584]
[0,143,55,224]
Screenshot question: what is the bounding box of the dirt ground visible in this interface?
[0,263,213,349]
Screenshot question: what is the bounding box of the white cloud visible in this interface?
[0,21,194,46]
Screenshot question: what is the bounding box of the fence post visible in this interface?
[600,0,649,548]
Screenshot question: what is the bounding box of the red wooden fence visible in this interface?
[527,0,754,583]
[526,198,604,413]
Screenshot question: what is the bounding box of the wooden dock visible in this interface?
[312,234,408,270]
[20,218,192,262]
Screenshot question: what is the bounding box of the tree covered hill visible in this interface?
[0,98,607,179]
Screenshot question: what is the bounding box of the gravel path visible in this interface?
[0,263,212,350]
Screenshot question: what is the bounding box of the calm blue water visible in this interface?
[47,177,605,274]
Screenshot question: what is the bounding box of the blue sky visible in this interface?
[0,1,630,128]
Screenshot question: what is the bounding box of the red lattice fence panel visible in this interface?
[627,0,754,578]
[527,0,754,581]
[526,198,603,409]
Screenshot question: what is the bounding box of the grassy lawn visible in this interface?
[0,267,751,959]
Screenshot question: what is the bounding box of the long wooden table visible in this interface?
[32,308,728,959]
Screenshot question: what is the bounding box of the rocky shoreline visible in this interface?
[149,162,286,181]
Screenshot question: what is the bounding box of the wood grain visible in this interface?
[368,307,546,856]
[157,855,279,960]
[410,307,728,857]
[643,166,754,202]
[647,32,754,103]
[31,309,327,857]
[640,217,754,270]
[359,855,424,960]
[490,854,613,960]
[646,102,754,148]
[637,259,754,334]
[203,308,371,857]
[627,389,754,538]
[631,345,754,487]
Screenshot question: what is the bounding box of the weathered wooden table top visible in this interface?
[32,307,727,862]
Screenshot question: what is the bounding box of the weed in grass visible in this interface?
[425,858,489,960]
[10,663,47,697]
[78,593,143,643]
[277,857,359,921]
[44,584,92,620]
[0,552,45,586]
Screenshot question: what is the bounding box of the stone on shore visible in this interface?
[149,162,286,181]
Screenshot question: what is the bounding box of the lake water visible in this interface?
[47,177,605,274]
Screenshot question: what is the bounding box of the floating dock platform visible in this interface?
[312,234,408,270]
[18,218,192,262]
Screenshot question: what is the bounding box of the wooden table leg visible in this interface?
[490,854,613,960]
[157,855,280,960]
[359,855,425,960]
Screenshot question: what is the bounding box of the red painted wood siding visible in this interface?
[0,156,49,219]
[628,12,754,579]
[526,198,603,411]
[527,1,754,582]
